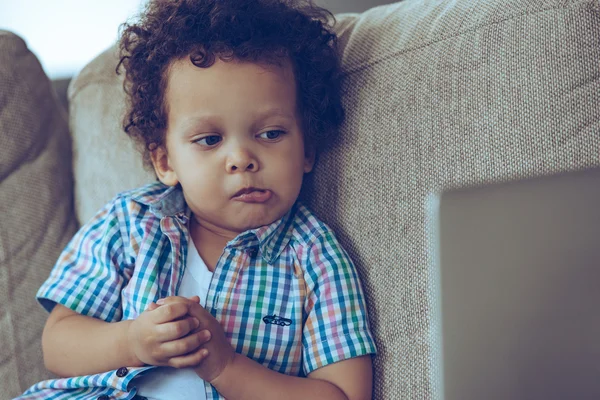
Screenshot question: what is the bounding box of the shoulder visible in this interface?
[99,181,168,222]
[124,181,172,206]
[288,202,352,271]
[288,202,339,249]
[79,182,168,246]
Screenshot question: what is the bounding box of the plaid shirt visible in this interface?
[18,182,376,400]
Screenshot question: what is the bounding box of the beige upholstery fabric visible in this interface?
[67,0,600,398]
[307,1,600,398]
[67,46,155,224]
[0,31,77,398]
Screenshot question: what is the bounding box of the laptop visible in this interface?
[429,167,600,400]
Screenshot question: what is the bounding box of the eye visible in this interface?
[258,130,286,140]
[194,135,222,146]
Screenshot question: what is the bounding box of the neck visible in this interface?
[190,217,234,249]
[189,217,236,272]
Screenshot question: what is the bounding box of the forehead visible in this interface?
[164,56,298,122]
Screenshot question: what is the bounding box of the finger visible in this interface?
[188,295,201,303]
[146,302,159,311]
[185,302,211,321]
[195,329,211,344]
[159,329,210,358]
[151,302,192,324]
[156,296,192,306]
[154,317,201,341]
[167,347,209,369]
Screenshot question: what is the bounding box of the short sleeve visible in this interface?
[37,196,132,322]
[302,229,377,375]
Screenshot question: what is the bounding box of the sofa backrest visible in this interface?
[67,0,600,398]
[0,31,78,398]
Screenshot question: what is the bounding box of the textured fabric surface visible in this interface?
[301,1,600,398]
[68,46,155,225]
[0,31,78,399]
[66,0,600,398]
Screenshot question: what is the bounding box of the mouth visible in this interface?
[232,187,272,203]
[232,187,266,197]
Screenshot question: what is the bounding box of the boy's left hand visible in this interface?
[151,296,235,382]
[145,295,200,312]
[187,301,235,382]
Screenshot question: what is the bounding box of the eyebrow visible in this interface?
[181,108,295,133]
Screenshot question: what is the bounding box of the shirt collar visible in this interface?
[131,182,190,222]
[227,202,298,265]
[131,182,297,264]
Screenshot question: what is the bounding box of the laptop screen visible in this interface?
[431,168,600,400]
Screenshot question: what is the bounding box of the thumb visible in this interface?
[188,295,201,303]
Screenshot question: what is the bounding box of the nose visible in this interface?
[225,145,259,173]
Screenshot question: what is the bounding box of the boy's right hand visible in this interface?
[127,296,211,368]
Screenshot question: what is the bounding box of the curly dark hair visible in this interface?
[117,0,345,170]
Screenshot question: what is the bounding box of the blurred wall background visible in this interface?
[0,0,395,80]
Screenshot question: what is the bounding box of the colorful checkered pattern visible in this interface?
[18,182,376,400]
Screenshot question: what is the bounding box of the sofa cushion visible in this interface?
[0,31,78,398]
[67,46,155,225]
[305,1,600,397]
[67,0,600,398]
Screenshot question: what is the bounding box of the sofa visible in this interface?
[1,0,599,398]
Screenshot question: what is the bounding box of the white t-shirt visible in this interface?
[133,238,214,400]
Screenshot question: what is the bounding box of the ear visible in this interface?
[303,145,316,173]
[150,145,179,186]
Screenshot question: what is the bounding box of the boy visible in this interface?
[19,0,376,399]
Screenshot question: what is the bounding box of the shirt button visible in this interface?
[115,366,129,377]
[97,396,110,400]
[176,212,187,223]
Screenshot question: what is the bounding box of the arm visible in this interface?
[37,198,210,377]
[42,304,140,377]
[211,353,373,400]
[169,299,373,400]
[39,199,136,377]
[42,301,209,377]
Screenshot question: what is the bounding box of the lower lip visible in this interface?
[233,190,272,203]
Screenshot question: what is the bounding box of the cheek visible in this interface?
[269,153,306,194]
[270,151,305,182]
[180,166,222,197]
[278,140,306,167]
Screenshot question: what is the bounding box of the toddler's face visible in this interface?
[153,57,314,239]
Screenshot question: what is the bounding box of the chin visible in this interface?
[235,208,283,230]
